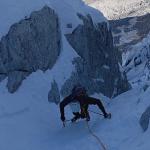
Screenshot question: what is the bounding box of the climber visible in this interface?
[59,84,111,123]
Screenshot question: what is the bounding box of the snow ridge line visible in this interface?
[86,121,107,150]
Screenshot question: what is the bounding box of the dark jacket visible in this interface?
[59,94,107,120]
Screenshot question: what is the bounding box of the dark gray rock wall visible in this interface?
[48,80,60,104]
[0,6,61,93]
[61,14,129,98]
[140,106,150,132]
[7,71,29,93]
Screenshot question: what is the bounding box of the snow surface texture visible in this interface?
[1,73,150,150]
[123,33,150,88]
[0,0,115,150]
[85,0,150,20]
[1,0,150,150]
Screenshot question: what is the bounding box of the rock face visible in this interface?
[110,14,150,52]
[48,80,60,104]
[61,14,129,98]
[7,71,29,93]
[0,6,61,93]
[140,106,150,132]
[0,5,129,98]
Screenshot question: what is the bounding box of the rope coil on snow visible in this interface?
[86,121,107,150]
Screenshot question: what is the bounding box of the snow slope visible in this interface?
[1,71,150,150]
[1,0,150,150]
[0,0,111,150]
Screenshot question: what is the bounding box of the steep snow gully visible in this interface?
[1,0,150,150]
[1,74,149,150]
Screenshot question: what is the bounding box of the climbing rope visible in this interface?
[63,119,107,150]
[88,110,104,116]
[62,109,108,150]
[82,108,107,150]
[86,121,107,150]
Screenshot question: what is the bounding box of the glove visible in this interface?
[104,113,111,119]
[61,115,65,122]
[86,116,90,122]
[104,113,108,118]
